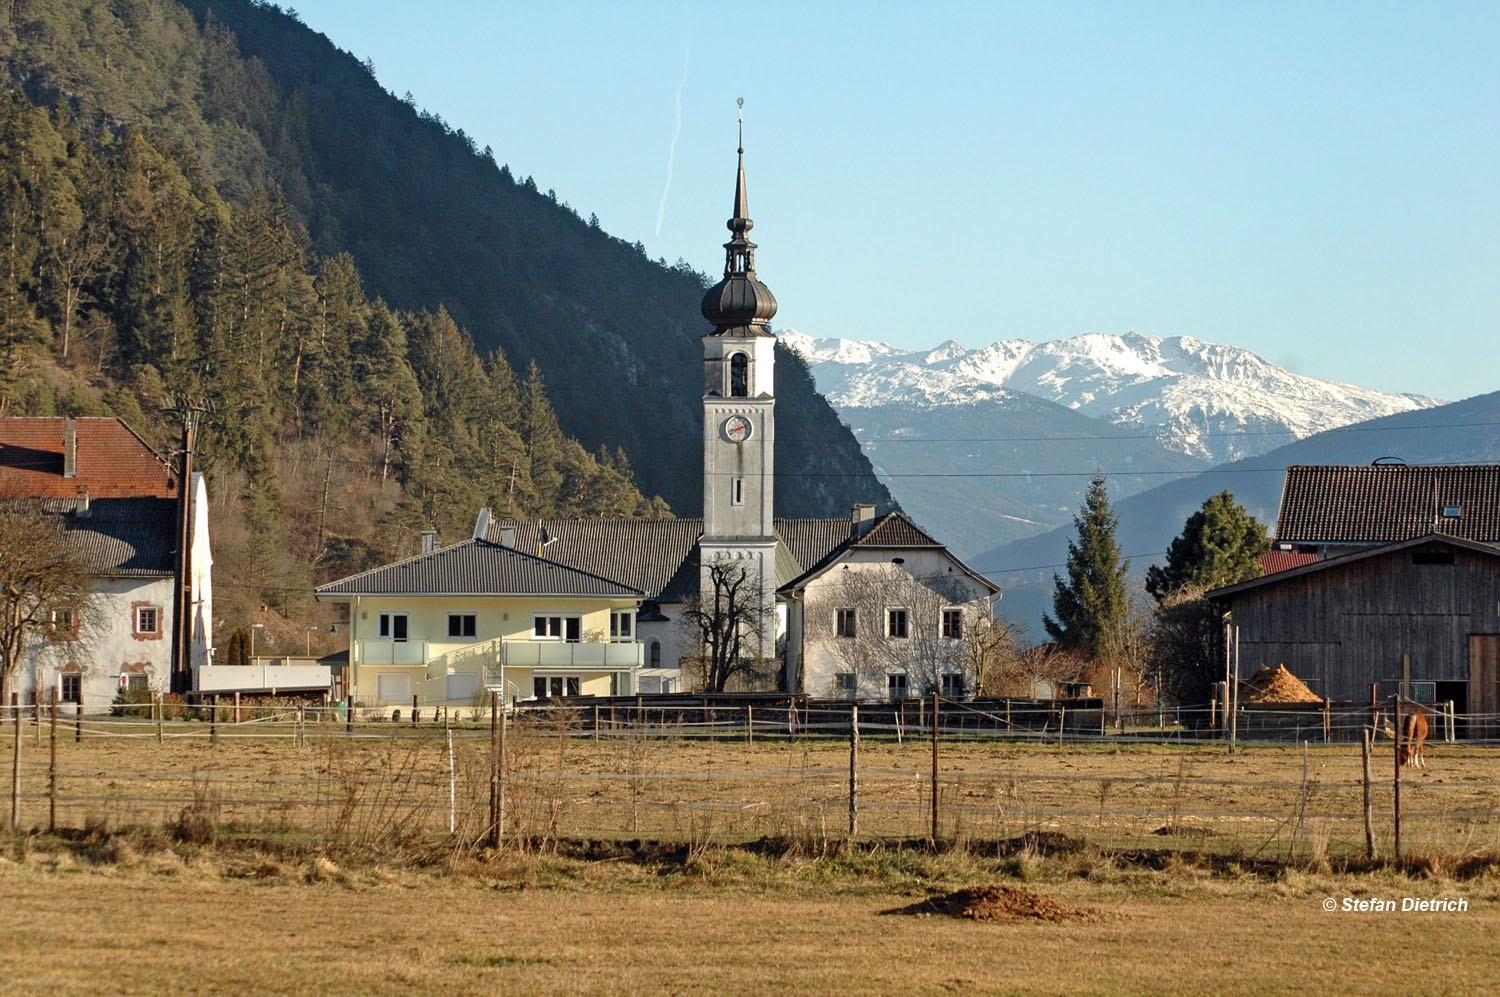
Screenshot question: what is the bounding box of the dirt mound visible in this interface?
[1241,664,1322,704]
[885,886,1096,923]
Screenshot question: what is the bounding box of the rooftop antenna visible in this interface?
[737,97,744,153]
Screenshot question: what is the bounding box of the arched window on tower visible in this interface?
[729,352,749,397]
[649,639,662,669]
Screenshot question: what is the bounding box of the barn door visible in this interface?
[1468,635,1500,741]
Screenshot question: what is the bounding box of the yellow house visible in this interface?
[314,532,644,707]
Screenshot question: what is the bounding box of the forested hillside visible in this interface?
[0,0,889,519]
[0,92,658,624]
[0,0,893,631]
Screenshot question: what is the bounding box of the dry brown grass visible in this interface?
[2,844,1500,996]
[5,717,1499,862]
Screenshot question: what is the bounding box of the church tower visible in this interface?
[699,108,779,661]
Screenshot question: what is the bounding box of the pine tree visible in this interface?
[1146,491,1269,602]
[1044,472,1130,659]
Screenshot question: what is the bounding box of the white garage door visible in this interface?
[445,671,480,703]
[377,672,411,703]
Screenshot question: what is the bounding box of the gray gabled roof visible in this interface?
[1276,464,1500,544]
[777,512,1002,596]
[30,497,176,577]
[315,539,644,598]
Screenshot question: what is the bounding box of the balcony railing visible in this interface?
[357,638,643,672]
[196,664,333,694]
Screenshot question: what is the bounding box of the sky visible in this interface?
[286,1,1499,402]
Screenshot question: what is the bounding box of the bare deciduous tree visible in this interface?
[0,500,98,704]
[679,559,774,693]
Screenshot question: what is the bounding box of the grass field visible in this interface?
[4,718,1499,858]
[5,728,1500,993]
[3,837,1500,995]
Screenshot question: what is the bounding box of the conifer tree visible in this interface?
[1044,472,1130,659]
[1146,491,1269,602]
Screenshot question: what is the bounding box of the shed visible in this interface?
[1206,534,1500,733]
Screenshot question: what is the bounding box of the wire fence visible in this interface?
[3,696,1496,863]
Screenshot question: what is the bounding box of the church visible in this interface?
[317,131,999,704]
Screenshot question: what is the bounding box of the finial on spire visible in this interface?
[737,97,744,153]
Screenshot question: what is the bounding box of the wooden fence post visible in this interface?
[49,687,57,833]
[930,692,940,843]
[234,691,241,725]
[488,690,500,849]
[10,692,20,830]
[75,695,83,743]
[156,694,164,744]
[1361,725,1376,860]
[746,705,753,745]
[849,703,859,837]
[1392,694,1403,863]
[499,692,508,841]
[210,695,218,745]
[346,696,354,735]
[412,694,418,727]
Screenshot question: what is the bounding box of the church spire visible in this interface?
[701,99,778,335]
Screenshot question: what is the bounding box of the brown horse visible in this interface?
[1379,702,1430,768]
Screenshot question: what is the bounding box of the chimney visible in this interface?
[472,507,492,541]
[420,529,438,554]
[850,503,876,538]
[500,525,516,548]
[75,484,90,518]
[63,417,77,479]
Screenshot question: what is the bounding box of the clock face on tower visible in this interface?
[723,415,753,443]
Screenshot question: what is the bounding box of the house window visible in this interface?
[49,608,78,641]
[731,477,744,506]
[610,610,634,640]
[133,605,161,638]
[887,673,909,700]
[649,639,662,668]
[834,673,856,698]
[378,613,410,642]
[835,609,856,638]
[1442,504,1462,518]
[447,613,477,639]
[124,673,148,692]
[729,352,749,397]
[533,615,582,642]
[60,674,81,704]
[886,608,909,639]
[941,673,966,698]
[534,676,582,699]
[941,608,963,640]
[1413,551,1455,566]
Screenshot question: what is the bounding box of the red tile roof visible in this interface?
[1276,465,1500,544]
[0,417,174,498]
[1259,550,1319,575]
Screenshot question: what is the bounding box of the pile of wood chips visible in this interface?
[886,886,1096,923]
[1240,664,1323,704]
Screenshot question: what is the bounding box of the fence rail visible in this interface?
[3,694,1494,864]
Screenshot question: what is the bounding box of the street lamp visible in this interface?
[306,625,319,656]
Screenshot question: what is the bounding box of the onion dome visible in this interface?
[700,118,777,335]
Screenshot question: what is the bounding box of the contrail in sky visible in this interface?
[655,40,691,237]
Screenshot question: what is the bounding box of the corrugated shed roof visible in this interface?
[1259,550,1319,575]
[1210,534,1500,601]
[26,497,177,576]
[316,539,644,597]
[1277,465,1500,543]
[0,417,174,498]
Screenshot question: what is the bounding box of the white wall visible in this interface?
[23,576,174,708]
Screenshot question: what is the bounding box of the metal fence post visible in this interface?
[849,703,859,837]
[930,692,940,843]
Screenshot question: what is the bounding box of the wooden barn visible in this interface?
[1207,535,1500,730]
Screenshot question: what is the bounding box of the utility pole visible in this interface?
[165,395,214,696]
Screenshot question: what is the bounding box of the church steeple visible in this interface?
[701,101,778,335]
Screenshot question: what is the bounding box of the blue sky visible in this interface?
[288,1,1498,401]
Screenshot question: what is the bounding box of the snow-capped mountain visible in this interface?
[781,329,1443,464]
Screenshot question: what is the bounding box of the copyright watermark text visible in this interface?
[1323,896,1468,913]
